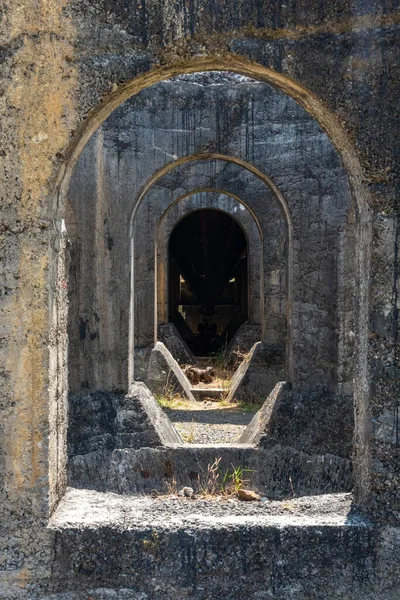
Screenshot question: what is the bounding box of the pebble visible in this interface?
[178,487,194,498]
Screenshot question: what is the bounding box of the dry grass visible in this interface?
[230,347,252,369]
[198,458,254,498]
[181,420,196,443]
[154,351,262,411]
[157,393,262,413]
[161,458,255,500]
[156,393,192,410]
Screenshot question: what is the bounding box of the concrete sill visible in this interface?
[50,488,367,531]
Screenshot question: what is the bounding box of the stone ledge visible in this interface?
[46,489,396,600]
[50,488,363,530]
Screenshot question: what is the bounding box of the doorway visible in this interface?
[169,208,248,356]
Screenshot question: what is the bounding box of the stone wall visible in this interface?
[0,0,399,598]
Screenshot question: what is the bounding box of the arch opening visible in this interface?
[168,208,248,356]
[133,160,288,383]
[58,64,367,501]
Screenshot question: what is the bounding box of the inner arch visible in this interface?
[168,208,248,355]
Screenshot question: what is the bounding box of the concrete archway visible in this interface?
[130,158,289,380]
[157,190,263,328]
[54,59,371,506]
[157,191,263,358]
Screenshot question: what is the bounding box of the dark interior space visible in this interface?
[169,209,248,355]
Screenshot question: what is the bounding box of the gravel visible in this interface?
[164,404,255,443]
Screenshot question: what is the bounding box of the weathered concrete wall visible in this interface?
[0,0,399,597]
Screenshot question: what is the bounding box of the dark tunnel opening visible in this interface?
[168,209,248,355]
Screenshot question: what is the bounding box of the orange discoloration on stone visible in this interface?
[157,259,167,324]
[16,567,31,588]
[4,1,77,495]
[6,0,70,39]
[5,249,50,492]
[9,39,76,221]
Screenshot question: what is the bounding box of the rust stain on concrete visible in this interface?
[4,0,77,494]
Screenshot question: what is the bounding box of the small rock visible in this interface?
[237,489,261,501]
[32,132,48,144]
[260,497,269,503]
[178,486,194,498]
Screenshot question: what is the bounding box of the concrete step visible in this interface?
[48,488,378,600]
[190,387,226,400]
